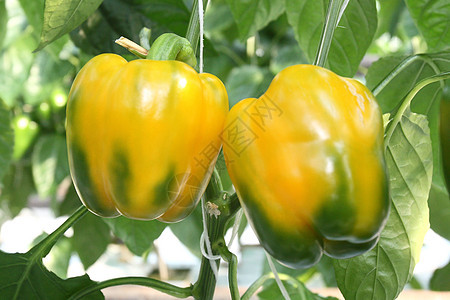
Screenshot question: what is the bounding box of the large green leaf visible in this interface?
[334,109,433,299]
[375,0,404,38]
[71,0,190,56]
[286,0,377,77]
[404,0,450,51]
[72,213,111,269]
[35,0,104,51]
[0,250,103,299]
[366,52,450,239]
[105,216,167,256]
[0,164,34,221]
[0,98,13,182]
[225,0,285,41]
[430,260,450,291]
[31,135,70,198]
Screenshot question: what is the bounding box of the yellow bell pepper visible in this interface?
[222,64,389,268]
[66,53,228,222]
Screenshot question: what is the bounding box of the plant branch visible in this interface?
[186,0,208,55]
[29,206,88,259]
[216,240,240,300]
[313,0,349,67]
[241,273,273,300]
[68,277,193,300]
[384,72,450,150]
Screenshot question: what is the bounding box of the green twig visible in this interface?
[313,0,349,67]
[384,72,450,150]
[241,273,273,300]
[216,241,240,300]
[371,55,420,97]
[29,206,88,258]
[185,0,208,55]
[372,54,445,97]
[68,277,193,300]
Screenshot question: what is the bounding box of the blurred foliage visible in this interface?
[0,0,448,298]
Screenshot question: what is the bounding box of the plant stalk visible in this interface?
[313,0,349,67]
[185,0,208,55]
[68,277,192,300]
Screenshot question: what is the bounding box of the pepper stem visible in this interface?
[115,36,148,58]
[146,33,197,68]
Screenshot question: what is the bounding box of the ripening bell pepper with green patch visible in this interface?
[222,64,389,268]
[66,49,228,222]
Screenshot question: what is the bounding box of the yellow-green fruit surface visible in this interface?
[66,54,228,222]
[223,64,389,268]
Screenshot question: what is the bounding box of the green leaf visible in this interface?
[375,0,404,38]
[430,260,450,291]
[334,109,433,300]
[105,216,167,256]
[0,98,13,182]
[225,65,272,108]
[32,233,73,279]
[258,276,338,300]
[18,0,44,38]
[45,236,73,279]
[0,164,34,220]
[23,49,73,105]
[0,250,103,299]
[0,31,35,106]
[225,0,285,41]
[366,52,450,239]
[286,0,377,77]
[0,0,6,48]
[72,212,110,269]
[404,0,450,51]
[169,204,203,257]
[35,0,104,51]
[31,135,70,198]
[70,0,190,56]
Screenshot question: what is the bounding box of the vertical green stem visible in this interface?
[313,0,349,67]
[192,211,222,300]
[216,241,240,300]
[185,0,208,55]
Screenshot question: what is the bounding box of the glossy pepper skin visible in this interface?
[66,54,228,222]
[222,65,389,268]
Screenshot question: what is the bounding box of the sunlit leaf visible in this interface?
[334,109,432,299]
[35,0,103,51]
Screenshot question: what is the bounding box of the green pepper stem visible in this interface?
[384,72,450,150]
[216,240,240,300]
[68,277,193,300]
[313,0,349,67]
[115,36,148,59]
[146,33,197,68]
